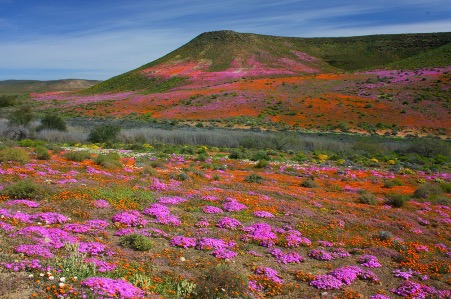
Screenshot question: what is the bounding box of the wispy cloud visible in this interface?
[0,0,450,80]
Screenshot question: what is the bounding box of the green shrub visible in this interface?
[244,173,264,184]
[38,113,67,131]
[294,151,307,162]
[0,147,30,163]
[255,159,269,168]
[301,179,318,188]
[193,264,248,299]
[229,150,243,159]
[413,183,444,199]
[251,151,270,162]
[383,178,404,188]
[170,171,190,181]
[34,146,50,160]
[8,105,34,126]
[94,152,122,169]
[88,124,121,144]
[385,193,410,208]
[0,95,17,107]
[64,150,91,162]
[18,139,46,148]
[3,179,46,199]
[357,190,378,205]
[119,234,153,251]
[441,182,451,193]
[375,230,393,241]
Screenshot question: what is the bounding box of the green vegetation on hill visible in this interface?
[85,30,451,94]
[0,79,101,95]
[387,43,451,69]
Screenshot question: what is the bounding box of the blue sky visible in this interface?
[1,0,450,80]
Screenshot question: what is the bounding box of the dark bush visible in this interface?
[64,150,91,162]
[119,234,153,251]
[0,95,17,107]
[229,150,243,159]
[383,178,404,188]
[88,124,121,144]
[251,151,270,162]
[38,113,67,131]
[385,193,410,208]
[193,264,249,299]
[413,183,444,199]
[244,173,264,184]
[94,152,122,169]
[357,190,378,205]
[34,146,50,160]
[255,159,269,168]
[301,179,318,188]
[0,147,30,163]
[3,179,46,199]
[8,105,34,126]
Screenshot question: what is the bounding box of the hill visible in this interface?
[0,79,101,95]
[85,30,451,93]
[30,31,451,136]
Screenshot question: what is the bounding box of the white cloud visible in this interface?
[0,28,189,80]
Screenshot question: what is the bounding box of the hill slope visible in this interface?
[31,31,451,136]
[85,31,451,93]
[0,79,101,95]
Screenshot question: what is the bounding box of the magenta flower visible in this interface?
[15,244,54,258]
[35,212,68,224]
[112,210,148,227]
[158,196,187,205]
[223,198,247,212]
[211,248,237,260]
[269,248,304,264]
[81,277,144,298]
[84,258,117,273]
[92,199,110,208]
[202,206,224,214]
[310,274,343,290]
[170,236,196,248]
[78,242,107,256]
[196,237,236,250]
[216,217,242,230]
[241,223,277,247]
[253,210,275,218]
[254,267,284,284]
[358,254,382,268]
[6,199,40,208]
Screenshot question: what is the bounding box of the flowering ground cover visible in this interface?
[0,143,450,298]
[29,65,450,136]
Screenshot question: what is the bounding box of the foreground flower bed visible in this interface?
[0,145,449,298]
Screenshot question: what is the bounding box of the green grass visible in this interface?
[81,30,451,95]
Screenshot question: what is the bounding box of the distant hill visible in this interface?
[85,30,451,94]
[0,79,102,95]
[29,31,451,136]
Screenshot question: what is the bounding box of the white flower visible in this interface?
[59,282,65,288]
[48,276,55,280]
[59,277,66,283]
[40,273,45,277]
[28,274,34,278]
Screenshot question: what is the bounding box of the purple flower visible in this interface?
[358,254,382,268]
[254,267,284,284]
[369,295,390,299]
[391,281,436,299]
[253,210,275,218]
[211,248,237,260]
[78,242,107,256]
[269,248,304,264]
[216,217,242,230]
[150,178,167,191]
[223,198,247,212]
[281,230,311,247]
[308,249,334,261]
[392,269,418,280]
[170,236,196,248]
[92,199,110,208]
[36,212,68,224]
[196,237,236,250]
[6,199,40,208]
[0,221,15,231]
[310,274,343,290]
[202,206,223,214]
[329,266,361,285]
[142,204,170,218]
[241,223,277,247]
[112,210,148,227]
[81,277,144,298]
[84,258,117,273]
[15,244,54,258]
[12,226,77,249]
[158,196,187,205]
